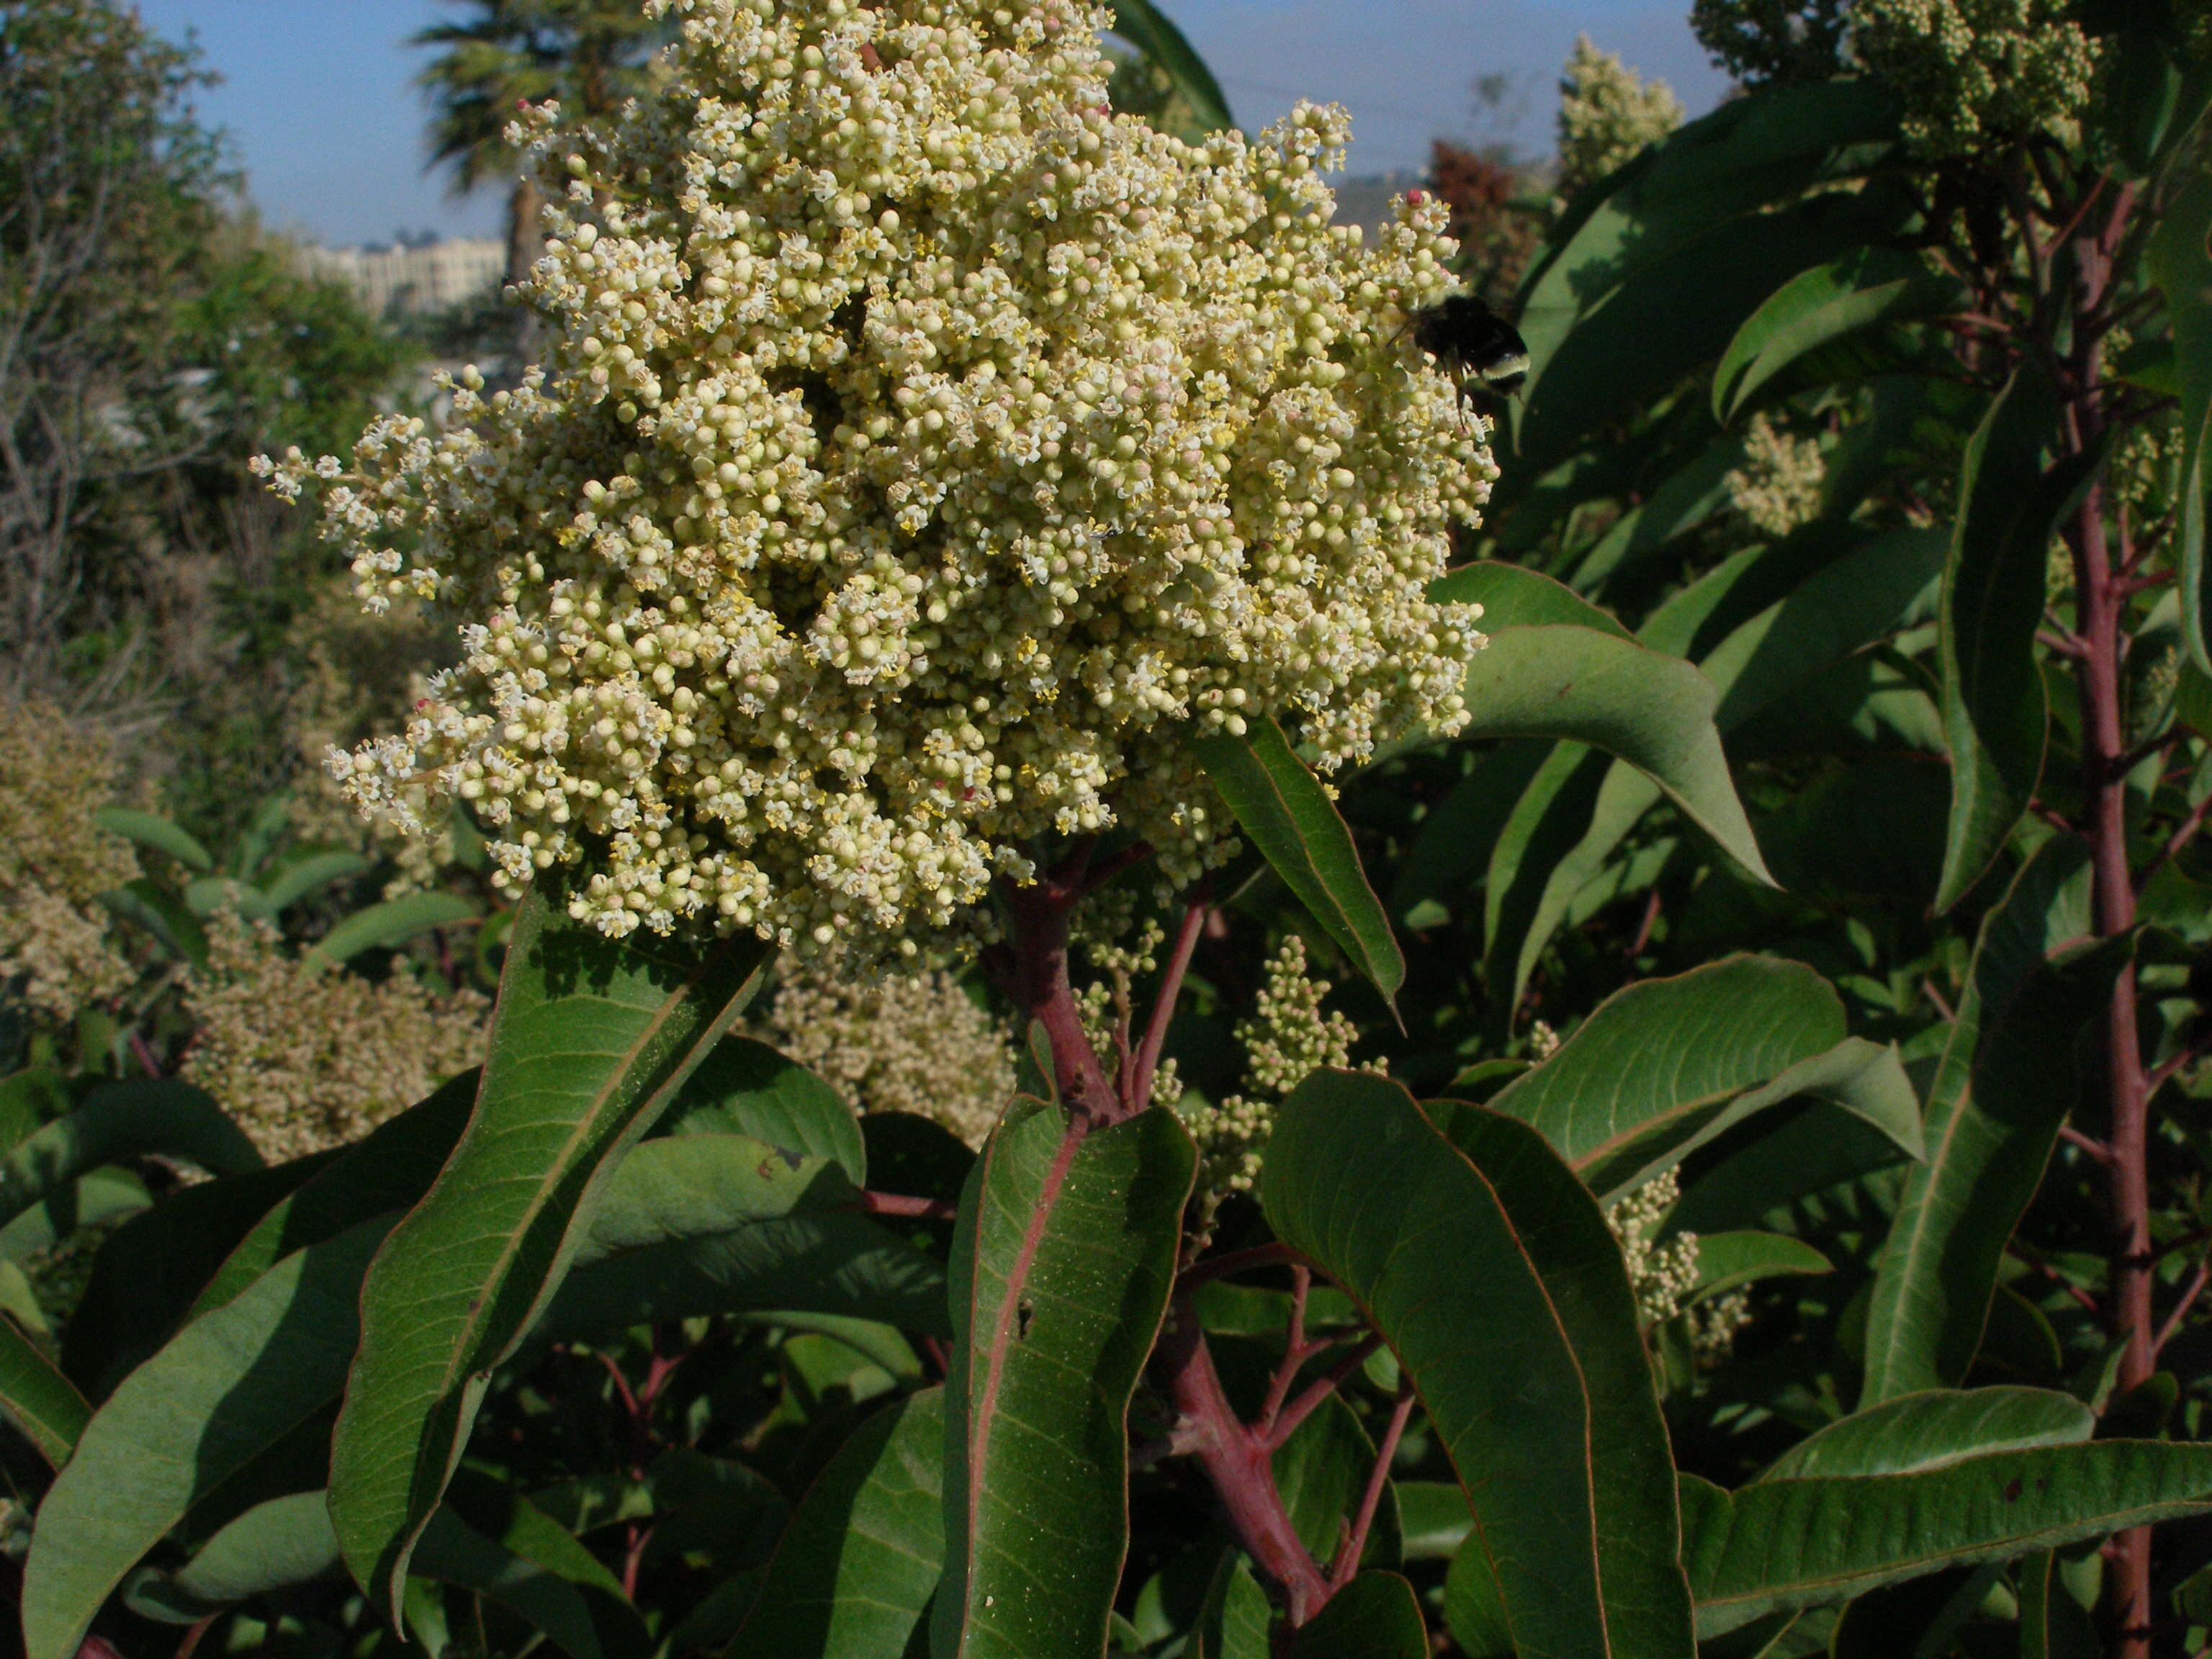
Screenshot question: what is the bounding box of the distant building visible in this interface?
[1328,171,1426,240]
[297,236,505,319]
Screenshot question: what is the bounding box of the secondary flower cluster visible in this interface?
[759,952,1015,1148]
[1184,934,1364,1226]
[1556,35,1682,198]
[181,910,487,1162]
[1689,0,2102,156]
[261,0,1492,958]
[0,702,138,1022]
[1725,413,1828,539]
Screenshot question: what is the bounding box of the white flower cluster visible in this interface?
[1726,413,1827,539]
[758,953,1015,1148]
[0,703,138,1022]
[181,911,488,1163]
[1556,35,1682,199]
[1690,0,2100,156]
[1605,1166,1701,1330]
[261,0,1491,958]
[1184,935,1364,1218]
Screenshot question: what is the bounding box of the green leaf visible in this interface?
[1517,78,1900,396]
[732,1389,944,1655]
[2148,175,2212,674]
[933,1102,1195,1659]
[657,1035,866,1183]
[1289,1573,1427,1657]
[0,1081,261,1231]
[1457,626,1773,886]
[410,1506,613,1659]
[0,1313,89,1468]
[1686,1233,1833,1303]
[1756,1389,2092,1484]
[170,1491,343,1604]
[99,879,208,968]
[574,1131,856,1260]
[1195,714,1405,1007]
[328,885,772,1617]
[302,891,480,968]
[1935,375,2094,912]
[191,1072,478,1321]
[1470,956,1919,1201]
[1105,0,1233,133]
[1396,1482,1473,1563]
[0,1169,150,1264]
[1863,837,2131,1401]
[1274,1393,1402,1572]
[1518,186,1915,469]
[1193,1555,1274,1659]
[534,1207,950,1344]
[61,1156,336,1401]
[1681,1440,2212,1637]
[91,807,212,873]
[22,1218,392,1659]
[2018,1548,2099,1659]
[1443,1536,1512,1659]
[1426,562,1632,637]
[1568,430,1748,595]
[1260,1072,1693,1659]
[256,848,373,913]
[1714,249,1965,424]
[1703,528,1948,733]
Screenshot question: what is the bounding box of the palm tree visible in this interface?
[413,0,670,287]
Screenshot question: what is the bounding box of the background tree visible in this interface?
[413,0,673,289]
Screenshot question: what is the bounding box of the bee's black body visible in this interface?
[1408,293,1530,407]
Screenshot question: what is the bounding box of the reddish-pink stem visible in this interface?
[1001,866,1118,1123]
[855,1190,960,1221]
[2154,1257,2212,1359]
[1264,1336,1383,1452]
[1158,1305,1330,1624]
[1333,1384,1416,1591]
[1127,884,1210,1115]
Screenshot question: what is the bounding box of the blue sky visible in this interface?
[133,0,1730,248]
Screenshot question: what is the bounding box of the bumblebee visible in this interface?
[1407,293,1529,409]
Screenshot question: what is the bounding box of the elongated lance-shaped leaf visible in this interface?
[1755,1389,2092,1485]
[302,891,480,968]
[0,1081,261,1231]
[2149,176,2212,675]
[1261,1072,1694,1659]
[1713,248,1966,424]
[91,806,212,873]
[1470,956,1920,1202]
[0,1313,88,1468]
[1680,1440,2212,1637]
[1427,562,1632,637]
[328,884,773,1618]
[656,1035,866,1182]
[1516,186,1914,469]
[1935,372,2088,912]
[1457,625,1772,886]
[1195,715,1405,1007]
[22,1218,392,1659]
[192,1071,479,1320]
[526,1126,943,1347]
[1484,529,1945,1012]
[1863,837,2130,1402]
[60,1156,334,1402]
[1105,0,1233,133]
[932,1101,1195,1658]
[1685,1233,1833,1304]
[734,1388,944,1655]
